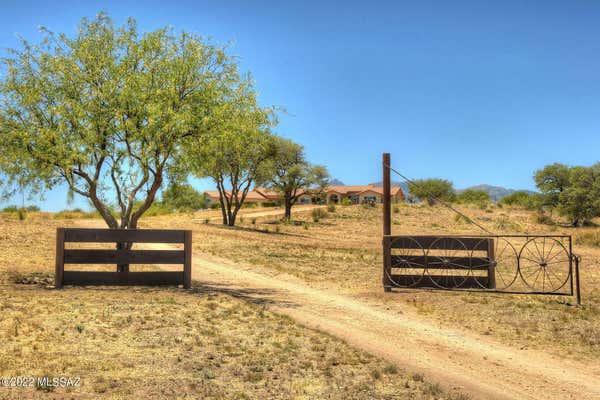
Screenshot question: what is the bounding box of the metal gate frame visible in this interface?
[381,153,582,304]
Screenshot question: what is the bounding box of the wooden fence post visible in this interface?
[184,230,192,289]
[383,153,392,292]
[55,228,65,289]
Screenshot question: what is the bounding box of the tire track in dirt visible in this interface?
[71,220,600,400]
[189,255,600,400]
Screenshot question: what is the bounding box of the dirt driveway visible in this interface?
[188,254,600,400]
[72,219,600,400]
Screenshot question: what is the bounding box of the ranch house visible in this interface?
[204,184,404,207]
[325,185,404,204]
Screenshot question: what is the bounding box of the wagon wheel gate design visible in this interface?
[381,153,582,304]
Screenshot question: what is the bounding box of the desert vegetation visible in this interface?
[0,211,471,399]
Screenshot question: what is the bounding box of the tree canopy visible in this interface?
[268,138,329,219]
[0,13,238,229]
[456,189,490,206]
[186,77,276,226]
[408,178,455,205]
[534,163,600,226]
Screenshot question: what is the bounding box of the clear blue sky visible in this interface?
[2,0,600,211]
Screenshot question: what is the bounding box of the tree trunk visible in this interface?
[284,199,292,220]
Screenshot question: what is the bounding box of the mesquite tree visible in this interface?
[268,137,329,220]
[0,14,239,270]
[188,79,276,226]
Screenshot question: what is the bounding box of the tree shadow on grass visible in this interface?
[188,280,299,308]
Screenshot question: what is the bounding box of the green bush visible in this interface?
[456,189,490,206]
[210,203,220,209]
[341,198,352,206]
[499,191,534,208]
[2,205,19,212]
[262,201,279,207]
[311,208,328,222]
[327,204,336,213]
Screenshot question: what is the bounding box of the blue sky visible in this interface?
[2,0,600,211]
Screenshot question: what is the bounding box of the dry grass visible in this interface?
[148,203,600,361]
[0,212,468,399]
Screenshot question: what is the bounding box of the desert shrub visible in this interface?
[499,191,536,208]
[341,198,352,206]
[243,202,258,208]
[362,201,376,208]
[327,204,336,213]
[2,205,39,214]
[494,214,521,231]
[53,209,99,219]
[17,209,26,220]
[262,201,279,207]
[312,208,328,222]
[456,189,490,207]
[532,212,554,225]
[393,206,400,214]
[210,203,220,209]
[453,214,472,224]
[408,178,456,205]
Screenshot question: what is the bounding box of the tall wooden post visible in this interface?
[183,230,192,289]
[55,228,65,289]
[383,153,392,292]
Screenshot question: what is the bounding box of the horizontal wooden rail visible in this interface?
[64,250,185,265]
[55,228,192,289]
[63,271,184,286]
[64,228,185,243]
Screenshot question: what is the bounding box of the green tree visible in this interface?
[268,138,329,220]
[534,163,600,226]
[533,163,571,208]
[161,182,206,212]
[408,179,455,205]
[187,79,276,226]
[456,189,490,206]
[557,165,600,226]
[0,14,239,271]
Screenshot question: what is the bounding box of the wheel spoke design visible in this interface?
[426,237,470,289]
[518,237,571,293]
[389,237,426,287]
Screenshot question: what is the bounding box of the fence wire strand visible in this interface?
[384,163,494,235]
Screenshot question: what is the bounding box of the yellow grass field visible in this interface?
[144,203,600,362]
[0,211,470,399]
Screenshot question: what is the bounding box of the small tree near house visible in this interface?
[0,14,241,270]
[268,138,329,220]
[187,78,276,226]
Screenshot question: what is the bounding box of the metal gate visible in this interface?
[381,153,581,304]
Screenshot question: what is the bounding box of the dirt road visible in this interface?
[189,255,600,400]
[193,205,324,222]
[71,219,600,399]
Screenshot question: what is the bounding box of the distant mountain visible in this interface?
[329,178,346,186]
[458,184,535,201]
